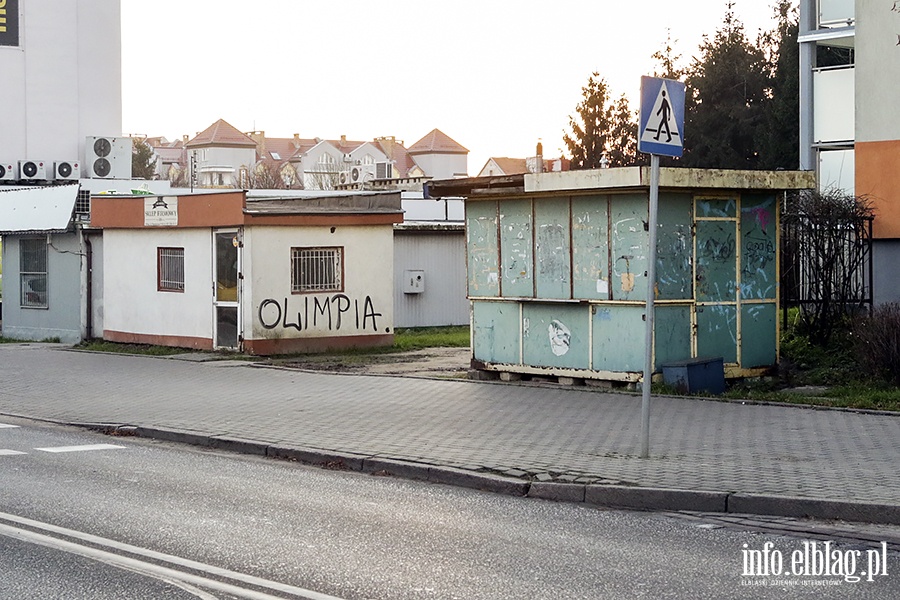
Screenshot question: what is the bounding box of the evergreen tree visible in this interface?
[681,2,769,169]
[131,139,156,180]
[564,74,643,168]
[651,29,685,81]
[563,73,613,170]
[757,0,800,170]
[607,94,645,167]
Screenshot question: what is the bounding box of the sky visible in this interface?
[121,0,783,175]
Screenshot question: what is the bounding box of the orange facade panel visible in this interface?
[857,140,900,239]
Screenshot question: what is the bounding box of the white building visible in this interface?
[92,190,401,354]
[0,0,121,169]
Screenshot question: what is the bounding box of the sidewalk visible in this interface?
[1,343,899,524]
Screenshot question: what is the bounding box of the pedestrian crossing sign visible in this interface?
[638,76,686,158]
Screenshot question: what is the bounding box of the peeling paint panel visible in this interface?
[695,220,737,303]
[740,194,777,300]
[696,304,738,363]
[522,304,588,369]
[592,305,645,372]
[571,195,610,300]
[741,303,777,367]
[466,200,500,297]
[611,194,649,301]
[696,197,737,218]
[654,305,693,369]
[656,194,694,300]
[499,199,534,298]
[472,301,520,364]
[534,197,572,299]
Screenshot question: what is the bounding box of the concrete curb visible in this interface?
[53,421,900,526]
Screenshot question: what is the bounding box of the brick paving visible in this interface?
[1,344,898,506]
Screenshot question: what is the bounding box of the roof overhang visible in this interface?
[426,168,816,198]
[0,184,79,234]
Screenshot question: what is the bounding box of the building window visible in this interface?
[291,247,343,293]
[20,238,48,309]
[158,247,185,292]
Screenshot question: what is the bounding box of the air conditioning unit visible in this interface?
[85,136,131,179]
[376,161,393,179]
[54,160,80,181]
[349,164,376,184]
[338,171,350,185]
[0,163,14,181]
[18,160,48,181]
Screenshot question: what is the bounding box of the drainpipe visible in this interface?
[85,234,93,339]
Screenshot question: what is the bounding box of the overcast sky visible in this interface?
[121,0,783,173]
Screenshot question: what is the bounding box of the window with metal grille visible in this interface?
[20,239,48,309]
[291,247,343,293]
[158,247,185,292]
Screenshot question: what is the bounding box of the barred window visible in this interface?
[158,247,185,292]
[20,239,48,309]
[291,247,343,293]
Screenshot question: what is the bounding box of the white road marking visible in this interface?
[0,424,21,429]
[0,450,26,456]
[0,511,346,600]
[34,444,126,453]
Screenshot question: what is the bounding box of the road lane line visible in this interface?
[0,511,347,600]
[34,443,126,453]
[0,449,26,456]
[0,424,21,428]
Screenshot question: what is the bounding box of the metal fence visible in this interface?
[780,212,873,327]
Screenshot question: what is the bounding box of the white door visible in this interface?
[213,229,242,350]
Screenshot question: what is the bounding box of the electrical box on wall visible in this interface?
[403,270,425,294]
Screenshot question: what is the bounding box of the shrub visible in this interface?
[851,303,900,385]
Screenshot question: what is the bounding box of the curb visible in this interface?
[74,422,900,527]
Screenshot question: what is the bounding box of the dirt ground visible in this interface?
[269,346,472,379]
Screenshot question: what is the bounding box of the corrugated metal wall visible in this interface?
[393,230,468,328]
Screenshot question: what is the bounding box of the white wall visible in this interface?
[0,0,121,165]
[103,228,213,340]
[244,225,394,341]
[411,153,468,179]
[856,0,900,143]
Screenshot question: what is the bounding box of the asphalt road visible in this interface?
[1,416,898,599]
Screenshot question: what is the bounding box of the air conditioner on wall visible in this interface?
[18,160,48,181]
[85,136,131,179]
[0,163,14,181]
[349,164,376,184]
[54,160,80,181]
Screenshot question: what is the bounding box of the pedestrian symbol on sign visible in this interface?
[638,76,686,158]
[641,83,680,146]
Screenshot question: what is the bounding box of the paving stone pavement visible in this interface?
[1,344,898,510]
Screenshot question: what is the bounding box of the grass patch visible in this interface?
[0,336,60,344]
[392,326,469,351]
[75,340,193,356]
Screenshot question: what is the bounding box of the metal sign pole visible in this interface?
[640,153,660,459]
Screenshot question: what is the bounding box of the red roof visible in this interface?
[187,119,256,148]
[408,129,468,154]
[484,157,527,175]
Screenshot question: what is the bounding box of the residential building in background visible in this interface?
[152,120,468,191]
[799,0,900,304]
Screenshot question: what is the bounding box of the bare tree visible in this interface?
[781,189,874,345]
